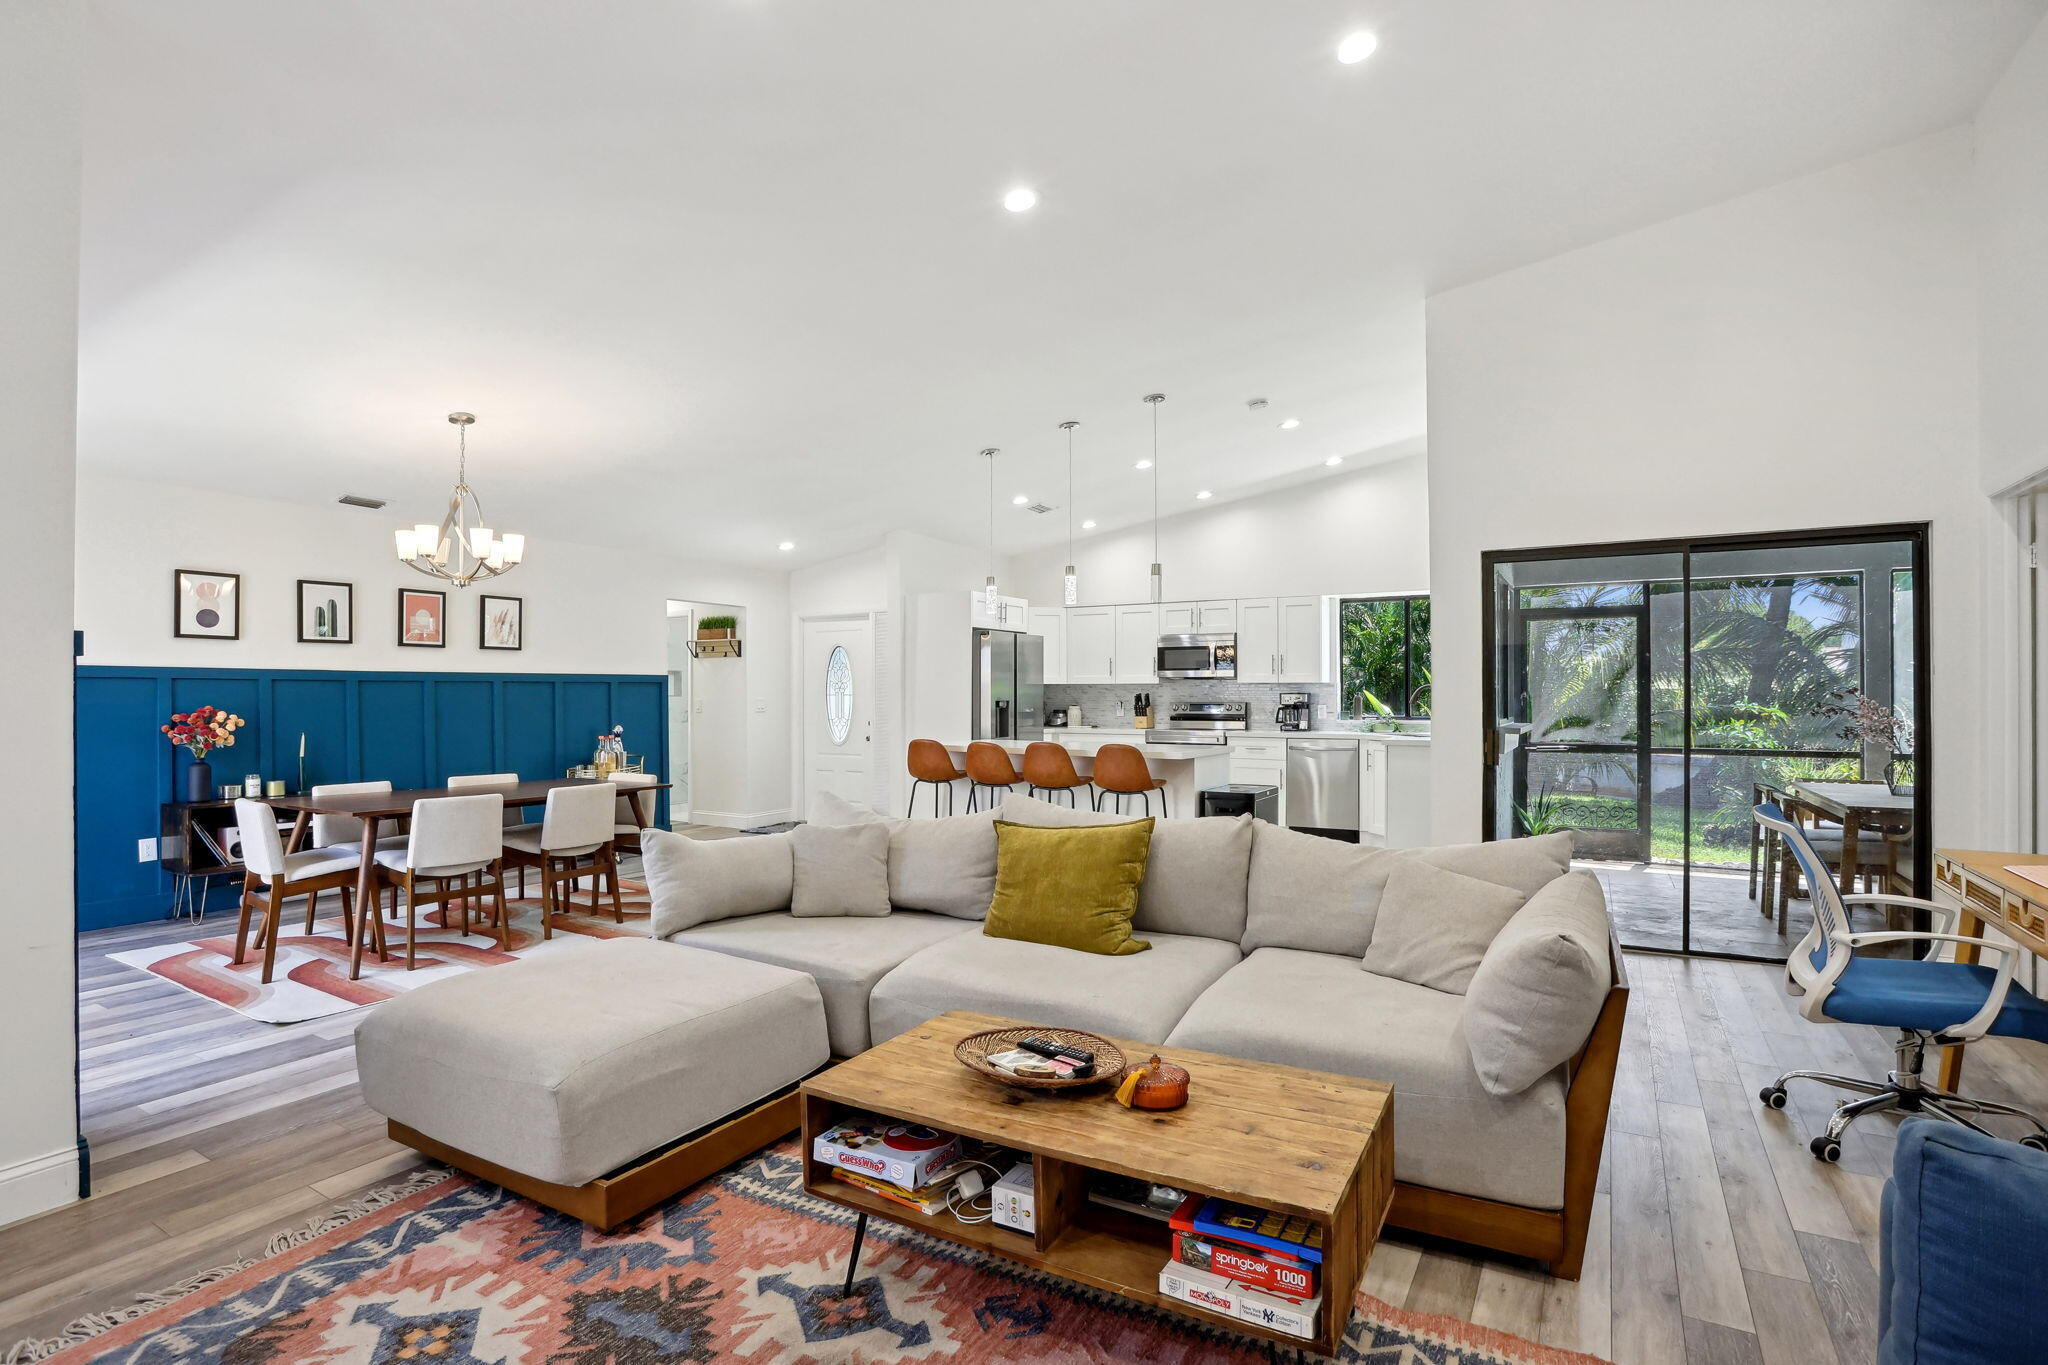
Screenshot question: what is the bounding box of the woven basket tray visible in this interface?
[954,1026,1126,1091]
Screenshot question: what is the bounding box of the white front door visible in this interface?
[802,616,873,817]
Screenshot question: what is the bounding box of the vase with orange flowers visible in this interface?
[162,705,246,803]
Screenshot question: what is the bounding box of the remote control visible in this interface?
[1019,1037,1095,1066]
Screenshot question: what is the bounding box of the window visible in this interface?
[1339,595,1430,717]
[825,645,853,743]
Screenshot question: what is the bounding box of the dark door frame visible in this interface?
[1479,521,1932,961]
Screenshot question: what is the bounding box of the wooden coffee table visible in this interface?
[799,1010,1394,1356]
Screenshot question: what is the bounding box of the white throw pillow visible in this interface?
[790,822,892,917]
[1412,832,1574,897]
[888,807,1001,918]
[1362,858,1530,994]
[642,828,793,937]
[1463,871,1614,1095]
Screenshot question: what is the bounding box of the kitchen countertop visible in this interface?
[936,737,1226,762]
[1050,726,1431,744]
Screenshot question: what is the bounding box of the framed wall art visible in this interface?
[479,594,523,651]
[397,588,446,648]
[173,570,241,640]
[296,580,354,643]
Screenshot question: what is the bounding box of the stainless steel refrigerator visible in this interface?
[971,630,1045,741]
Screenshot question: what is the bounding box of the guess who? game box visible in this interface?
[812,1116,962,1192]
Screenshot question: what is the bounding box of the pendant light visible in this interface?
[1060,420,1080,606]
[980,447,1001,615]
[1143,393,1165,602]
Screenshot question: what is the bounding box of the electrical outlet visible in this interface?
[137,837,156,862]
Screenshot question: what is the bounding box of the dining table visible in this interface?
[267,776,669,979]
[1785,779,1916,897]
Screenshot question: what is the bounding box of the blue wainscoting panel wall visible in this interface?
[76,665,668,930]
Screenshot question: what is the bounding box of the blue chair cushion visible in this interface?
[1881,1119,2048,1364]
[1820,956,2048,1042]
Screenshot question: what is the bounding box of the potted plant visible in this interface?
[696,614,738,641]
[1817,688,1911,789]
[162,704,245,803]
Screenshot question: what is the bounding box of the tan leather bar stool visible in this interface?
[964,741,1024,813]
[1093,742,1171,817]
[1022,741,1091,809]
[906,739,966,817]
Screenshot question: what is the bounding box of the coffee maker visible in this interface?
[1276,691,1312,731]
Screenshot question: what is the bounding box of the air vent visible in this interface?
[337,494,387,509]
[1023,502,1056,515]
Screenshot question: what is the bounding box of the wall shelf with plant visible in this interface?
[688,614,742,659]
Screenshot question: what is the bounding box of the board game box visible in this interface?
[1158,1262,1322,1340]
[1169,1192,1325,1265]
[812,1116,963,1191]
[1170,1229,1319,1299]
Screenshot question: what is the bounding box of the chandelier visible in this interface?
[393,412,525,587]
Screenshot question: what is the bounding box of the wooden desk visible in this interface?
[269,778,669,979]
[1932,848,2048,1089]
[1787,780,1914,896]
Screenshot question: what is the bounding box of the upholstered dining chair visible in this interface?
[1752,802,2048,1161]
[1021,741,1091,808]
[963,741,1024,812]
[1093,742,1170,817]
[233,798,364,984]
[371,793,510,967]
[308,779,407,929]
[449,771,524,825]
[609,771,661,853]
[906,739,966,817]
[501,782,621,932]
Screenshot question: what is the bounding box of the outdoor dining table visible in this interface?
[1784,779,1915,897]
[267,777,669,978]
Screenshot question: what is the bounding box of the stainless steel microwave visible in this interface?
[1155,633,1237,680]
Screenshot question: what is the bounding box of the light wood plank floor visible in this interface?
[7,899,2046,1361]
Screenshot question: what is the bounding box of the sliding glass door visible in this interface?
[1483,527,1927,960]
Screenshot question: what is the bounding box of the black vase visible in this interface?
[184,758,214,805]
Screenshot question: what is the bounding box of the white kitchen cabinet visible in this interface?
[1358,739,1387,838]
[1235,598,1279,682]
[1227,734,1288,824]
[1196,599,1236,632]
[1027,607,1066,684]
[1065,607,1115,684]
[1157,601,1198,634]
[1113,604,1159,684]
[1277,595,1330,683]
[969,591,1030,631]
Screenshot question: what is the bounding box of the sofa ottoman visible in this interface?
[356,937,830,1228]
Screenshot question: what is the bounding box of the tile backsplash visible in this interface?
[1045,682,1368,731]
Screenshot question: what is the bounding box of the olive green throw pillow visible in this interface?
[983,819,1155,956]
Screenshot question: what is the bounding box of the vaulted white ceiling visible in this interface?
[79,1,2042,567]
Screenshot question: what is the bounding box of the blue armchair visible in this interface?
[1752,803,2048,1160]
[1881,1118,2048,1363]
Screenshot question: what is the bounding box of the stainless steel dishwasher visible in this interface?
[1286,739,1361,839]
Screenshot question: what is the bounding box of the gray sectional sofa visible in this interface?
[639,792,1626,1278]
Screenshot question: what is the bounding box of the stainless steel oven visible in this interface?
[1154,633,1237,680]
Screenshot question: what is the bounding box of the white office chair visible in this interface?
[232,798,362,984]
[502,782,620,931]
[371,793,508,968]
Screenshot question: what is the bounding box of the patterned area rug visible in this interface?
[16,1143,1606,1364]
[108,880,652,1024]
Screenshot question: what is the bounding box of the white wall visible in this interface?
[790,546,888,618]
[2,0,82,1227]
[1002,455,1430,605]
[1426,129,2009,851]
[1977,13,2048,495]
[79,472,799,821]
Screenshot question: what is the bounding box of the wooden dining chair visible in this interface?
[307,780,407,930]
[501,782,621,932]
[371,793,510,967]
[610,772,661,853]
[1093,743,1170,817]
[233,798,363,984]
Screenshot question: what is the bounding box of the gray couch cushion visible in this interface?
[1465,871,1615,1096]
[642,828,792,937]
[997,792,1253,941]
[1242,821,1401,956]
[869,930,1242,1048]
[355,939,829,1186]
[1166,947,1569,1210]
[676,910,976,1055]
[790,822,892,917]
[813,788,1000,920]
[1362,859,1531,994]
[1413,833,1574,897]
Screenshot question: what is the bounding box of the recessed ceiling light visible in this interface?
[1337,31,1378,64]
[1003,187,1038,212]
[1134,459,1153,470]
[1081,519,1097,529]
[1011,494,1030,506]
[777,541,795,551]
[1278,418,1301,430]
[1195,490,1213,500]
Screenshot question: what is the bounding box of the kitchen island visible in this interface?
[937,735,1229,816]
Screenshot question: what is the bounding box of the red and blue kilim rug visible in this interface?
[20,1143,1605,1363]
